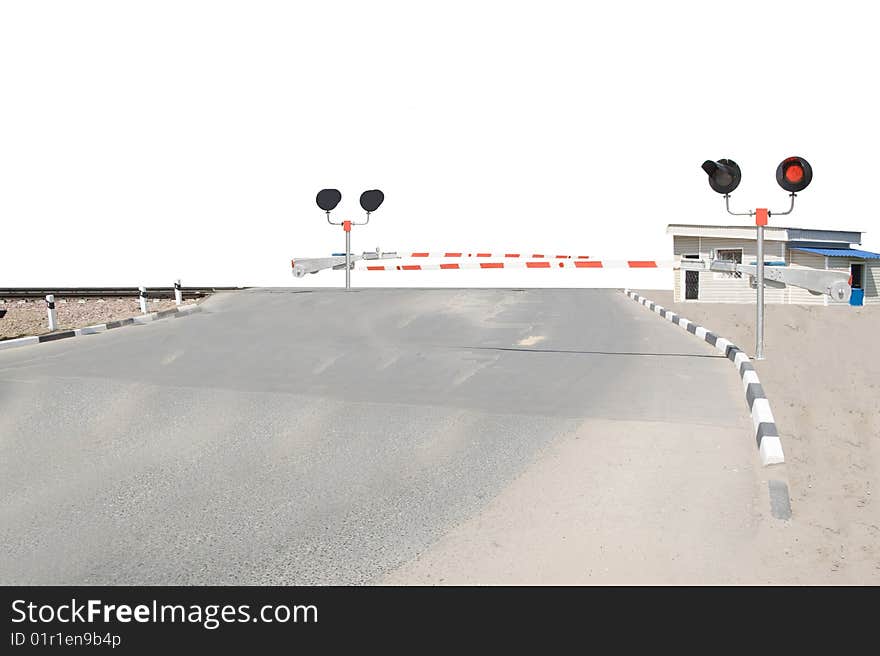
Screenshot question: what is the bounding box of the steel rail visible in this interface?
[0,287,245,299]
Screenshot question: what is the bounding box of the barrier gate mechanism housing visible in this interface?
[292,249,400,278]
[678,258,852,303]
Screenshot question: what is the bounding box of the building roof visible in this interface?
[666,223,862,245]
[791,247,880,260]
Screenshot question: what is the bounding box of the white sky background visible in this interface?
[1,1,877,289]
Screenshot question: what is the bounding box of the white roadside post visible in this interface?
[138,286,148,314]
[45,294,57,331]
[174,279,183,306]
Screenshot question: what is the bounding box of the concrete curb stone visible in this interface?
[623,288,785,467]
[0,305,202,353]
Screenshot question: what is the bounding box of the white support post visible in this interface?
[46,294,57,331]
[139,286,148,314]
[174,279,182,306]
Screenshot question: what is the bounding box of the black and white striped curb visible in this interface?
[0,304,202,353]
[623,289,785,467]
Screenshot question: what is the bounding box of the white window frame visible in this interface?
[713,248,743,279]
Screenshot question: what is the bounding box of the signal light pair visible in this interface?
[314,188,386,291]
[701,156,812,195]
[316,189,385,214]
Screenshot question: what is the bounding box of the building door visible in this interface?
[685,270,699,300]
[850,263,864,306]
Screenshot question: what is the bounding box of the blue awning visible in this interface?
[791,247,880,260]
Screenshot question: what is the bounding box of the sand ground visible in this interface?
[385,291,880,584]
[649,292,880,583]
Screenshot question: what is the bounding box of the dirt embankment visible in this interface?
[0,297,188,341]
[648,291,879,583]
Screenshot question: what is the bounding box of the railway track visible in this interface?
[0,287,246,299]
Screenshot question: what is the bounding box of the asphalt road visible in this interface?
[0,288,756,584]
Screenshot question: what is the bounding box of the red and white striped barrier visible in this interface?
[402,252,592,259]
[361,259,671,271]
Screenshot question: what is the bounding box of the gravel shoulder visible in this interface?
[0,297,202,341]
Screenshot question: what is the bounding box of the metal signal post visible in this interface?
[703,156,812,360]
[755,208,768,360]
[315,189,384,290]
[343,221,352,290]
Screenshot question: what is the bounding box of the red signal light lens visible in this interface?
[785,165,804,183]
[776,156,812,192]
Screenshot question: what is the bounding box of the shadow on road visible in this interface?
[465,346,725,358]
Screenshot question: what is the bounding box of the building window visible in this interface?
[715,249,742,279]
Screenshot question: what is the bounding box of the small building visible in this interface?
[667,224,880,306]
